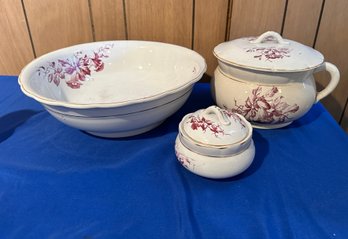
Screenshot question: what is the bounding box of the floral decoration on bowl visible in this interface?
[37,44,114,89]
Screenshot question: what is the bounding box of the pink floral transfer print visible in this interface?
[246,47,291,61]
[175,149,192,169]
[188,115,224,137]
[230,86,299,123]
[187,108,247,137]
[37,44,113,89]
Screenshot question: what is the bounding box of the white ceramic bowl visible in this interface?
[19,41,206,137]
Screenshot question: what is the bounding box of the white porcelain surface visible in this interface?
[214,31,323,72]
[212,67,317,128]
[179,106,252,156]
[175,106,255,179]
[19,41,206,137]
[175,136,255,179]
[46,88,192,138]
[212,31,340,129]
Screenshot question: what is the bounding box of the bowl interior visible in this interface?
[20,41,206,107]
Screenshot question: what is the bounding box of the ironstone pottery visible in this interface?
[212,31,340,129]
[19,41,206,137]
[175,106,255,179]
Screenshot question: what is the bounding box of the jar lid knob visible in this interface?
[250,31,289,45]
[201,106,231,126]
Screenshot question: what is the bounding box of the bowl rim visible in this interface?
[18,40,207,109]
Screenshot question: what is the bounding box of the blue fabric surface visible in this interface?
[1,75,348,238]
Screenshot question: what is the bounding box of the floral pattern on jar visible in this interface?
[188,115,225,137]
[230,86,299,123]
[175,147,195,170]
[245,47,291,61]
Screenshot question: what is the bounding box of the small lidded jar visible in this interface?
[175,106,255,179]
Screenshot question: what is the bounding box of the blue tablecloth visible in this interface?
[1,75,348,238]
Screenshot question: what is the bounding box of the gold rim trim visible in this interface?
[18,40,207,109]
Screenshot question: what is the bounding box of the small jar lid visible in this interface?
[214,31,324,72]
[178,106,253,157]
